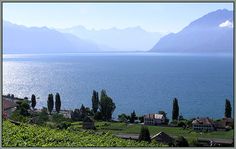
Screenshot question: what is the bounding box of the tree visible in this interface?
[80,104,87,120]
[138,126,151,142]
[175,136,189,147]
[130,110,137,123]
[118,113,128,122]
[99,89,116,121]
[19,101,30,116]
[159,111,169,124]
[92,90,99,113]
[172,98,179,121]
[47,94,54,114]
[31,94,36,110]
[55,93,61,113]
[225,99,232,118]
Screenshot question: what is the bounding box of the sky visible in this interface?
[3,3,234,33]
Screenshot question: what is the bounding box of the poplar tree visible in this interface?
[172,98,179,121]
[31,94,36,110]
[55,93,61,113]
[92,90,99,113]
[47,94,54,114]
[225,99,232,118]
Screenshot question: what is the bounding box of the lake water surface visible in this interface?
[3,53,234,119]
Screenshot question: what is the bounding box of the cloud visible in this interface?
[219,20,233,28]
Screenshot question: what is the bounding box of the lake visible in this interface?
[3,53,234,119]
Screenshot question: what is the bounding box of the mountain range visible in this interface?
[150,9,233,53]
[3,9,233,54]
[58,26,163,51]
[3,21,100,54]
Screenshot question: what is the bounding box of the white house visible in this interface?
[192,117,215,131]
[144,113,166,125]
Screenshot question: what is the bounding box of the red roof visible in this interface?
[3,98,17,110]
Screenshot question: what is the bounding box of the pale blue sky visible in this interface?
[3,3,233,33]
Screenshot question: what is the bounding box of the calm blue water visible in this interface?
[3,53,234,119]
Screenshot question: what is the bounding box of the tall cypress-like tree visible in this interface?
[130,110,136,123]
[55,93,61,113]
[92,90,99,113]
[99,89,116,121]
[225,99,232,118]
[47,94,54,114]
[31,94,36,110]
[138,126,151,142]
[172,98,179,121]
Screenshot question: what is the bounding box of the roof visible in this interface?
[151,132,174,143]
[3,98,18,110]
[192,117,214,125]
[144,114,164,119]
[222,117,234,123]
[83,116,94,122]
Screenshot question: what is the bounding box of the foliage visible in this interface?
[130,110,137,123]
[92,90,99,113]
[15,100,30,116]
[172,98,179,121]
[31,107,49,125]
[11,111,29,123]
[47,94,54,114]
[99,89,116,121]
[55,93,61,113]
[118,113,128,123]
[31,94,36,110]
[56,121,72,130]
[225,99,232,118]
[175,136,189,147]
[138,126,151,142]
[51,113,66,123]
[94,111,103,120]
[2,121,164,147]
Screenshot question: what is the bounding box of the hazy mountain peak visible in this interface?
[3,21,101,54]
[58,25,163,51]
[150,9,233,53]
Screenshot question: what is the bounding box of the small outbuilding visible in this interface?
[82,116,95,129]
[151,132,174,146]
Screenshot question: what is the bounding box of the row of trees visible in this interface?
[71,89,116,121]
[47,93,61,114]
[92,89,116,121]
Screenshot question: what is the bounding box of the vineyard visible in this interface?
[2,121,165,147]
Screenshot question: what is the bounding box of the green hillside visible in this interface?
[2,121,164,147]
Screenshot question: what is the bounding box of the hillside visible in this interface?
[150,9,233,53]
[2,121,163,147]
[3,21,100,54]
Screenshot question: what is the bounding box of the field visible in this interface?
[71,121,234,142]
[2,120,165,147]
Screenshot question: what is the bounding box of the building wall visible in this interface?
[144,118,164,125]
[192,124,214,131]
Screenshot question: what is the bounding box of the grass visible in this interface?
[71,121,234,142]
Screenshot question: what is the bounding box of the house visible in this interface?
[144,113,166,125]
[3,97,18,118]
[151,132,174,146]
[192,117,214,131]
[60,110,72,119]
[83,117,95,129]
[214,118,234,130]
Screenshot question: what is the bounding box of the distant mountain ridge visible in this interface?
[58,26,163,51]
[150,9,233,53]
[3,21,101,54]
